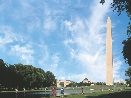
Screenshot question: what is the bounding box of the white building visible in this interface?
[57,80,71,87]
[82,78,90,83]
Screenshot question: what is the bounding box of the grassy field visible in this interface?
[55,85,131,98]
[63,85,128,93]
[1,85,131,98]
[60,91,131,98]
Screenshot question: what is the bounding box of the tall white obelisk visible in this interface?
[106,17,113,85]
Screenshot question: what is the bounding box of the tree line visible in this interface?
[0,59,56,90]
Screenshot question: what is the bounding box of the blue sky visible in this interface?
[0,0,129,83]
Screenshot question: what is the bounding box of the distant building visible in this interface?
[120,79,125,84]
[82,78,90,83]
[57,80,71,87]
[91,84,94,86]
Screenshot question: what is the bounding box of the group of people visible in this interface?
[52,87,64,98]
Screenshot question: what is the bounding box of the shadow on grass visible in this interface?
[85,91,131,98]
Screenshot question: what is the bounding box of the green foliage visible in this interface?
[125,67,131,86]
[100,0,105,5]
[67,82,91,87]
[43,71,56,87]
[0,59,8,87]
[79,82,91,86]
[111,0,131,17]
[122,37,131,66]
[100,0,131,17]
[67,82,78,87]
[0,59,56,90]
[123,41,131,85]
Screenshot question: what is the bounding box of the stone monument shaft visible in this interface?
[106,17,113,85]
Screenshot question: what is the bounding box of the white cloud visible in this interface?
[44,17,56,31]
[0,26,26,48]
[38,50,60,73]
[51,53,59,68]
[10,44,34,64]
[26,18,41,32]
[0,1,7,11]
[38,43,49,66]
[67,73,88,82]
[113,58,123,81]
[0,26,14,46]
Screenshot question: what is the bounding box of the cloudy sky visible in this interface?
[0,0,129,82]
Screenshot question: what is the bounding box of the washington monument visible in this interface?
[106,17,113,85]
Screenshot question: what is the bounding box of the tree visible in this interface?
[43,71,56,87]
[67,82,79,87]
[0,59,8,87]
[122,37,131,66]
[125,67,131,86]
[34,68,45,89]
[7,64,18,89]
[0,59,57,90]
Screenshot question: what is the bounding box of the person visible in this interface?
[23,88,25,91]
[118,88,121,92]
[52,87,56,98]
[81,87,84,94]
[15,88,18,93]
[61,88,64,97]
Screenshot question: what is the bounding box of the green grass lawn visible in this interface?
[1,85,131,98]
[61,91,131,98]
